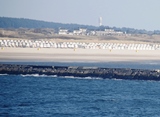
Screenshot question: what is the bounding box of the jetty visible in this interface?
[0,64,160,81]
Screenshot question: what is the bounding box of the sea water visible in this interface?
[0,62,160,117]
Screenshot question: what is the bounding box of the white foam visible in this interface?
[21,74,40,77]
[84,76,93,79]
[63,76,102,80]
[0,74,8,76]
[20,74,103,80]
[148,62,159,65]
[21,74,58,78]
[64,76,75,78]
[52,75,58,77]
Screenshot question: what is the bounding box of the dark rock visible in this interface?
[0,64,160,81]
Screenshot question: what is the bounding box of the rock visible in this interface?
[0,64,160,81]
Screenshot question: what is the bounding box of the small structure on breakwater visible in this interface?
[0,64,160,81]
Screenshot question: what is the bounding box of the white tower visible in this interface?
[99,17,102,26]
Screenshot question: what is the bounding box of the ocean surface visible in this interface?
[1,61,160,117]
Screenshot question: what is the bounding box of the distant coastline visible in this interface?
[1,18,160,74]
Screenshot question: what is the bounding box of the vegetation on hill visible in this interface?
[0,17,160,34]
[0,17,96,31]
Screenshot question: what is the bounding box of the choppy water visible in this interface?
[1,61,160,116]
[1,74,160,117]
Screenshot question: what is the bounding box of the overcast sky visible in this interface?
[0,0,160,30]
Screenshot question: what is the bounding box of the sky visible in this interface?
[0,0,160,31]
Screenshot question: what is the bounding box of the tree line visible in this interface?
[0,17,160,34]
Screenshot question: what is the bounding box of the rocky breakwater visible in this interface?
[0,64,160,81]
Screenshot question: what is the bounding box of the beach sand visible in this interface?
[0,47,160,62]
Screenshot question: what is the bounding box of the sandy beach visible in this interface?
[0,47,160,62]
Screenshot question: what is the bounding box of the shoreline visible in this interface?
[0,48,160,62]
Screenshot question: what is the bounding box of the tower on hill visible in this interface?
[99,17,102,26]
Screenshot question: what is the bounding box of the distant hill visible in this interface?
[0,17,96,31]
[0,17,160,34]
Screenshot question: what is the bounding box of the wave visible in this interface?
[0,74,8,76]
[20,74,103,80]
[80,77,102,80]
[20,74,57,78]
[63,76,102,80]
[0,73,132,81]
[148,62,159,65]
[64,76,75,79]
[0,73,101,80]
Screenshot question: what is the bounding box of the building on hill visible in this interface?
[58,29,68,35]
[58,28,124,36]
[73,28,87,35]
[96,29,123,36]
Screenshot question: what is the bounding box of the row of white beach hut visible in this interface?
[0,39,160,50]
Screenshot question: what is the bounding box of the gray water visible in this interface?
[1,61,160,69]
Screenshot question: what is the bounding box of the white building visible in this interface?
[58,29,68,35]
[73,28,87,35]
[96,29,123,36]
